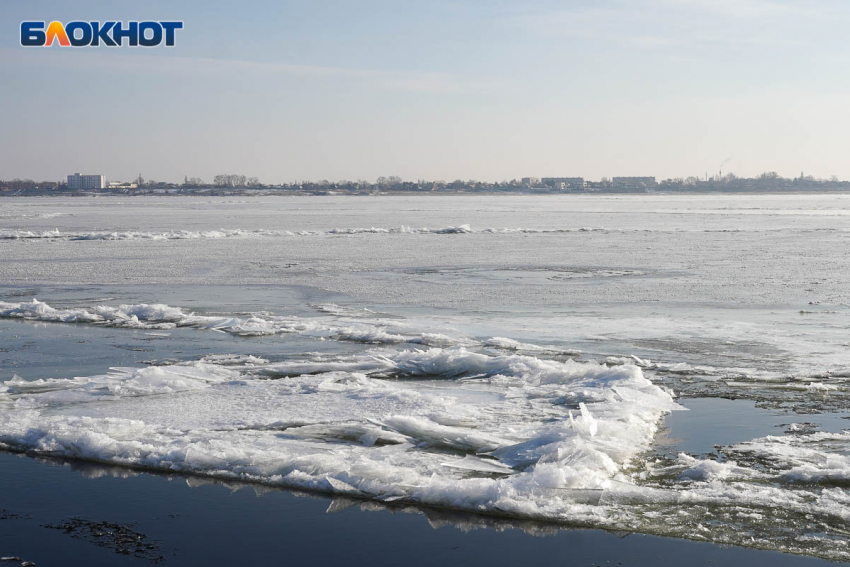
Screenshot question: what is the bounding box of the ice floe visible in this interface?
[0,347,679,528]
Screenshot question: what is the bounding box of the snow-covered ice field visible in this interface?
[1,194,850,561]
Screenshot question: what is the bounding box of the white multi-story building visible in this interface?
[67,173,105,190]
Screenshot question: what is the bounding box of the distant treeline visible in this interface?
[657,172,850,192]
[2,171,849,195]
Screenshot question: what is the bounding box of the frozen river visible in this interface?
[1,193,849,561]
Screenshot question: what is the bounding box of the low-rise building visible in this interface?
[612,176,656,189]
[541,177,585,190]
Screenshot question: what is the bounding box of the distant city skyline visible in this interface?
[3,0,850,183]
[6,169,847,197]
[5,169,844,186]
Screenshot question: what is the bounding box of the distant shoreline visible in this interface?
[3,189,850,198]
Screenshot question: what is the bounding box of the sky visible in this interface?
[2,0,850,184]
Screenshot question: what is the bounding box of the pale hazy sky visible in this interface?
[2,0,849,183]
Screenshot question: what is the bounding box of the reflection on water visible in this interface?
[658,398,850,456]
[21,451,568,538]
[0,450,837,567]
